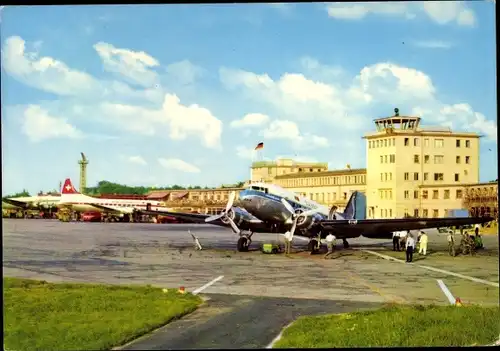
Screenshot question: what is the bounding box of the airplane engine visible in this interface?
[221,208,254,227]
[296,212,324,230]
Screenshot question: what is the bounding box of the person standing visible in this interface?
[405,234,415,263]
[284,231,293,255]
[418,231,428,255]
[324,233,336,258]
[392,231,400,251]
[447,230,455,256]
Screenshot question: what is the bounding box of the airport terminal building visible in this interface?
[150,110,498,219]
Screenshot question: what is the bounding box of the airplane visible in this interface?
[139,181,494,253]
[57,178,173,220]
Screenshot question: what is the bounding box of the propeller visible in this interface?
[280,198,318,241]
[205,191,240,234]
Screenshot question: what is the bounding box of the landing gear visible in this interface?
[343,238,350,249]
[236,231,254,252]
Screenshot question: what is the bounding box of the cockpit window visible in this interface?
[251,186,268,193]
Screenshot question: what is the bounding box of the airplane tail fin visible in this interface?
[342,191,367,220]
[61,178,80,195]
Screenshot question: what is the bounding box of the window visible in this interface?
[422,190,428,199]
[456,139,461,147]
[376,140,379,147]
[384,139,388,147]
[389,209,393,217]
[414,209,419,217]
[434,173,444,181]
[392,138,395,146]
[343,192,347,200]
[384,155,388,163]
[424,138,429,147]
[404,172,409,181]
[389,189,393,199]
[423,209,428,217]
[384,173,388,181]
[424,173,429,181]
[455,173,460,182]
[389,173,393,181]
[444,190,450,199]
[369,141,372,148]
[414,190,419,199]
[456,190,463,199]
[433,209,439,218]
[390,154,395,163]
[434,139,444,148]
[414,172,419,181]
[465,140,470,148]
[414,155,420,164]
[456,156,461,164]
[380,155,383,164]
[380,173,384,181]
[404,190,409,199]
[465,156,470,164]
[404,138,409,146]
[433,190,439,199]
[414,138,419,147]
[434,155,444,164]
[424,155,430,164]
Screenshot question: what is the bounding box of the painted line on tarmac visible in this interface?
[361,250,499,288]
[436,279,456,304]
[265,322,294,349]
[192,275,224,295]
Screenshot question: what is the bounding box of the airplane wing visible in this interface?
[319,216,494,238]
[3,198,29,208]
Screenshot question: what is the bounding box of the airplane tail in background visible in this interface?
[343,191,367,220]
[61,178,80,195]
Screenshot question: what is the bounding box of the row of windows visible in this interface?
[304,192,351,202]
[376,208,457,219]
[280,175,366,188]
[379,154,396,163]
[401,189,463,200]
[370,137,472,149]
[379,154,472,165]
[403,172,466,182]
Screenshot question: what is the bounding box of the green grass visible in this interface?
[3,277,202,351]
[274,304,500,348]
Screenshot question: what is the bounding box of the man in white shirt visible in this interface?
[418,231,428,255]
[405,234,415,262]
[324,233,336,258]
[283,231,293,255]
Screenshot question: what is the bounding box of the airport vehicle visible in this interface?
[140,182,494,253]
[57,178,172,221]
[82,211,102,222]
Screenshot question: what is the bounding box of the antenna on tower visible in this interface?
[78,152,89,194]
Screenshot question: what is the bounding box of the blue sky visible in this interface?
[1,2,497,195]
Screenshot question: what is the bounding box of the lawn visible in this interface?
[274,304,500,348]
[3,277,202,351]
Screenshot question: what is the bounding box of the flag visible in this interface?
[254,142,264,150]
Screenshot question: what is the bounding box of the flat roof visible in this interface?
[275,168,366,180]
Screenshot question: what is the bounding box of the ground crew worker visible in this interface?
[324,233,336,258]
[474,233,483,250]
[418,231,428,256]
[405,234,415,263]
[392,231,400,251]
[283,231,293,255]
[447,230,455,256]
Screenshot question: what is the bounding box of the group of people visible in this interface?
[392,230,428,263]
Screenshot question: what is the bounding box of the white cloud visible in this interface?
[22,105,83,142]
[128,156,147,165]
[165,60,204,85]
[326,2,476,27]
[260,120,329,150]
[158,158,200,173]
[94,42,160,88]
[1,36,163,103]
[236,145,255,160]
[412,40,454,49]
[230,113,270,128]
[98,93,223,149]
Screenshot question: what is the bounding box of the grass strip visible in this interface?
[274,304,500,348]
[3,277,202,351]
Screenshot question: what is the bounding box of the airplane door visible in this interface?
[146,203,151,211]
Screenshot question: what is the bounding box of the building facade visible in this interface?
[251,159,328,183]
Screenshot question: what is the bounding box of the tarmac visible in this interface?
[3,219,499,349]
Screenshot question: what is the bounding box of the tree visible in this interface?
[2,189,30,200]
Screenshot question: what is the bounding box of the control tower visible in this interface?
[78,152,89,194]
[373,108,421,134]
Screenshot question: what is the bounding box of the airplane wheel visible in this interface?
[237,237,249,252]
[343,239,350,249]
[308,239,319,254]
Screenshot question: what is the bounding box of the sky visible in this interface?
[1,2,497,195]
